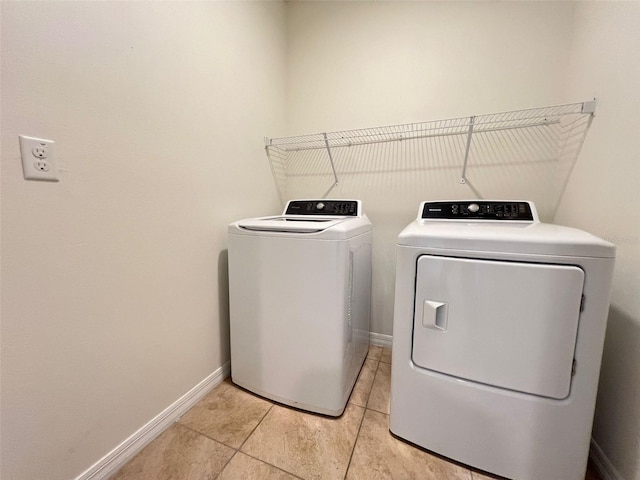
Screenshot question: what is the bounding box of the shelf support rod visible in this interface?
[322,132,339,198]
[265,144,285,206]
[460,115,476,184]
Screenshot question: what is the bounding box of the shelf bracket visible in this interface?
[322,132,339,198]
[582,98,597,115]
[460,115,475,184]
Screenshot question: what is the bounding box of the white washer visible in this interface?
[228,199,372,416]
[390,200,615,480]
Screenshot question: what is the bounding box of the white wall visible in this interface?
[286,1,574,133]
[0,2,285,479]
[285,0,576,335]
[556,3,640,479]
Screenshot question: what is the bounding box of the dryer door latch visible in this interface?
[422,300,448,331]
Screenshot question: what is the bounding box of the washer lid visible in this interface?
[237,216,347,234]
[229,199,372,239]
[229,215,372,239]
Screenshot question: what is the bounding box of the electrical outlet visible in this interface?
[32,146,47,158]
[19,135,59,181]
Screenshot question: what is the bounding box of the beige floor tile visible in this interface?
[111,423,234,480]
[380,347,392,364]
[241,403,365,480]
[346,409,472,480]
[178,379,272,448]
[218,452,300,480]
[367,361,391,414]
[367,345,383,361]
[349,358,378,407]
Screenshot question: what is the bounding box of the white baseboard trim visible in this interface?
[75,362,231,480]
[370,332,393,348]
[590,438,624,480]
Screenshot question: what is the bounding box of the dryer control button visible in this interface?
[316,202,325,210]
[468,203,480,213]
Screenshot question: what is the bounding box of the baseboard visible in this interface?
[370,332,393,348]
[75,362,230,480]
[590,438,624,480]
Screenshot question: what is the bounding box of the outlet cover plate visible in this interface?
[19,135,59,181]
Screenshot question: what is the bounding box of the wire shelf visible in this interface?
[265,101,596,219]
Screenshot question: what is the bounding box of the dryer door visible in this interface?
[412,255,584,399]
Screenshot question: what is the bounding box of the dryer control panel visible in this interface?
[421,201,534,221]
[285,200,360,216]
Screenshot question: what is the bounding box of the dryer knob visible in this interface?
[316,202,325,210]
[468,203,480,213]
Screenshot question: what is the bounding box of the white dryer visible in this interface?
[228,199,372,416]
[390,200,615,480]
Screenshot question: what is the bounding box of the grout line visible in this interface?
[343,352,382,478]
[213,450,237,480]
[364,359,381,411]
[173,423,240,480]
[240,451,306,480]
[237,403,275,451]
[343,397,369,479]
[177,423,239,451]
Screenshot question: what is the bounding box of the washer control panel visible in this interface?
[285,200,359,216]
[421,201,534,221]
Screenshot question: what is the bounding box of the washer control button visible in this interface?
[316,202,325,211]
[468,203,480,213]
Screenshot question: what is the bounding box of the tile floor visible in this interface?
[111,345,602,480]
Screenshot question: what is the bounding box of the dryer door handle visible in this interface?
[422,300,448,331]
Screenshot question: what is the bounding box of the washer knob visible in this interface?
[316,202,325,210]
[468,203,480,213]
